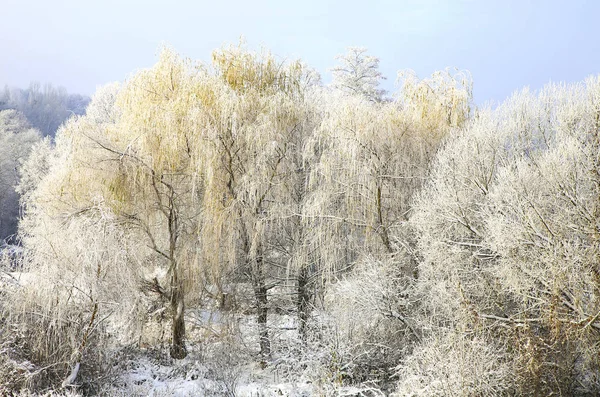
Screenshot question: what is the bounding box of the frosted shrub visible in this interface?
[393,331,513,397]
[411,77,600,394]
[319,258,418,389]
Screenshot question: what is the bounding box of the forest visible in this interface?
[0,84,89,242]
[1,44,600,396]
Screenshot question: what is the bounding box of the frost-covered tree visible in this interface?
[6,89,142,390]
[410,78,600,394]
[307,66,472,265]
[0,83,90,137]
[16,45,318,364]
[300,66,472,387]
[202,44,317,360]
[331,47,386,102]
[17,53,208,361]
[0,110,40,241]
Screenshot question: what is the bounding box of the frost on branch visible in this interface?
[331,47,386,102]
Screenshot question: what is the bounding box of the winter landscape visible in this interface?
[2,1,600,396]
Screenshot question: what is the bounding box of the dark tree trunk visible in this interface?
[252,253,270,364]
[376,185,394,254]
[167,194,186,360]
[170,267,187,359]
[297,265,310,341]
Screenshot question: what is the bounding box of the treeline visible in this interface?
[0,110,39,241]
[1,44,600,396]
[0,84,89,241]
[0,82,90,138]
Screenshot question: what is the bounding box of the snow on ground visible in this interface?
[1,276,380,396]
[105,347,315,396]
[101,308,378,396]
[102,309,318,396]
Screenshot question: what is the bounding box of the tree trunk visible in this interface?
[376,185,393,254]
[165,188,186,360]
[170,267,187,359]
[252,253,270,364]
[297,265,311,341]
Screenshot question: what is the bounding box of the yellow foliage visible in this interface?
[397,67,473,133]
[212,43,305,96]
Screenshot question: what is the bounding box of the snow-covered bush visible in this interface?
[393,331,513,396]
[410,77,600,394]
[309,257,418,391]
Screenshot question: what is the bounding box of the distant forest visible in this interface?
[0,83,89,138]
[0,84,89,240]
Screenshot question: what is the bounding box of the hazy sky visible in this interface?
[1,0,599,104]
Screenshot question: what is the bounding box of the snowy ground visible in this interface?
[106,351,314,396]
[1,276,384,396]
[94,306,315,396]
[97,308,378,396]
[104,348,377,396]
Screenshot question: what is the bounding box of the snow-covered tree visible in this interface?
[397,67,473,131]
[331,47,386,102]
[16,45,319,364]
[0,110,40,240]
[17,51,207,361]
[308,64,472,265]
[0,83,90,137]
[300,64,472,387]
[203,44,317,360]
[410,78,600,394]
